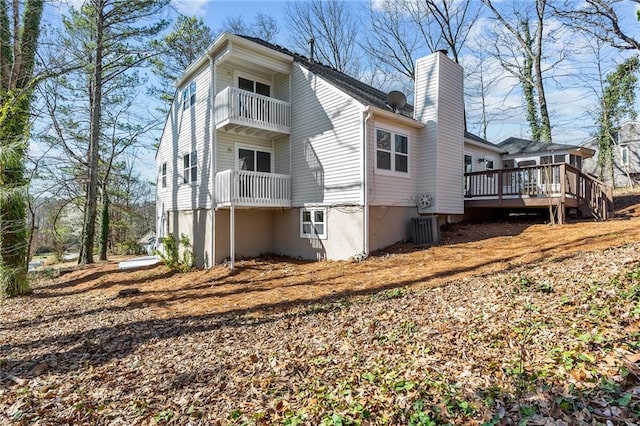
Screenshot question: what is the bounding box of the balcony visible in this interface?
[214,169,291,208]
[214,87,290,137]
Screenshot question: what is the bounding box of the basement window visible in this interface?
[300,208,326,239]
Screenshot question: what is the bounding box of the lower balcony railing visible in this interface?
[214,169,291,208]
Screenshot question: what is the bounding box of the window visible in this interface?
[238,76,270,96]
[237,147,271,173]
[183,151,197,184]
[376,129,409,174]
[621,146,629,166]
[485,160,494,170]
[182,81,196,110]
[554,154,566,163]
[569,154,582,170]
[161,162,167,188]
[464,154,472,192]
[300,208,326,239]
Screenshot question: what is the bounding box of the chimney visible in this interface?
[413,51,465,215]
[308,38,315,62]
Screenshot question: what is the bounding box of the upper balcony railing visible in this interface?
[214,87,290,135]
[214,169,291,208]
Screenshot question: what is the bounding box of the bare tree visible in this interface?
[286,0,361,76]
[554,0,640,51]
[481,0,558,142]
[365,0,480,94]
[220,12,279,42]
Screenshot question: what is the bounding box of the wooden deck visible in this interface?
[464,164,612,223]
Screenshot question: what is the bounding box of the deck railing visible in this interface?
[214,169,291,208]
[464,163,611,220]
[214,87,290,134]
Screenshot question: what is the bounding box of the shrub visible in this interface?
[158,234,194,272]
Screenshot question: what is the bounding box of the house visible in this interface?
[156,32,610,267]
[581,121,640,187]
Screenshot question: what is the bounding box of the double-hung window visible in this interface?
[300,208,326,239]
[160,162,167,188]
[182,81,196,111]
[183,151,197,184]
[376,129,408,174]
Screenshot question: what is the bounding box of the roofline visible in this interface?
[365,105,424,128]
[175,32,293,88]
[464,137,505,154]
[501,145,596,159]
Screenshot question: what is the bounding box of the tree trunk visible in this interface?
[98,188,109,261]
[534,0,552,142]
[79,0,104,265]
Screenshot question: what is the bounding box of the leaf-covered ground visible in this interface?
[2,193,640,425]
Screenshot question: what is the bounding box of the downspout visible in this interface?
[363,109,372,256]
[209,55,217,268]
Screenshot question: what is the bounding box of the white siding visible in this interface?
[289,63,363,205]
[274,135,290,175]
[464,143,501,172]
[414,53,464,215]
[156,63,213,213]
[368,117,419,206]
[216,63,234,95]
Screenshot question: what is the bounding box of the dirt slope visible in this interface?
[37,192,640,319]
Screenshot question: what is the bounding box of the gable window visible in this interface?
[183,151,197,184]
[300,208,326,239]
[182,81,196,111]
[376,129,409,174]
[621,145,629,166]
[160,162,167,188]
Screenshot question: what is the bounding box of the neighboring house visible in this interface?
[138,230,156,255]
[156,33,610,267]
[498,137,594,170]
[581,122,640,187]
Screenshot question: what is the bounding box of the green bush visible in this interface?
[158,234,194,272]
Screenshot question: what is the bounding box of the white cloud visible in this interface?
[171,0,208,16]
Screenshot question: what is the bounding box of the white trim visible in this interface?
[374,126,410,177]
[234,143,274,172]
[300,207,327,240]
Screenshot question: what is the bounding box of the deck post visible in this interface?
[497,170,503,205]
[230,205,235,271]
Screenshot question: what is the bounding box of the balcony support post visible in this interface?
[230,204,235,271]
